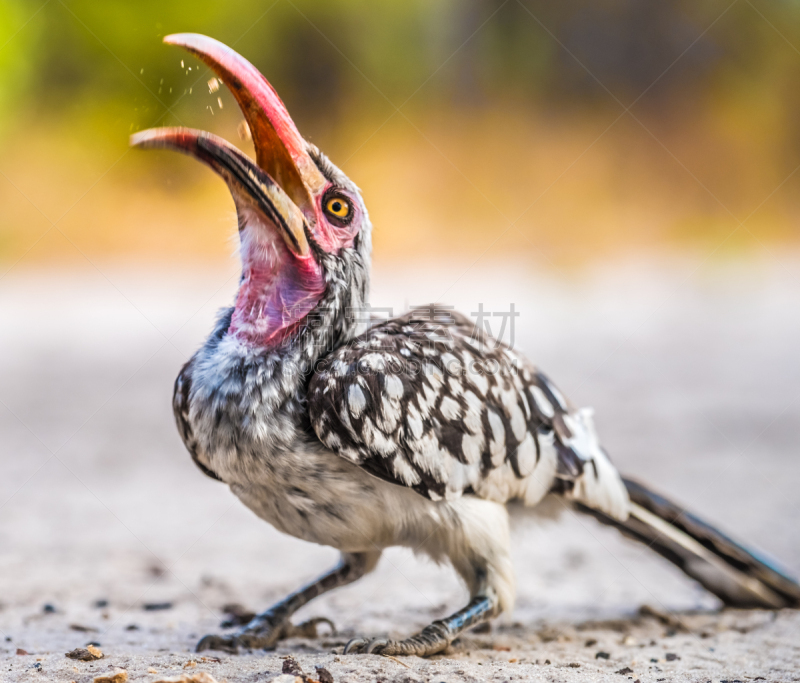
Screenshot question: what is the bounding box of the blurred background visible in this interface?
[1,0,799,653]
[3,0,800,262]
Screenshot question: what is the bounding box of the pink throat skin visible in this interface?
[228,220,327,349]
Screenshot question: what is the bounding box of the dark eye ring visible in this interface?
[323,192,353,224]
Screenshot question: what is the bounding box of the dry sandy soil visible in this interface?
[1,257,799,682]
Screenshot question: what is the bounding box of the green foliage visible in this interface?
[4,0,799,128]
[3,0,800,261]
[4,0,800,184]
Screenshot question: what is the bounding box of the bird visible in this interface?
[131,34,800,657]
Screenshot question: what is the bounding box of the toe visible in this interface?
[237,632,277,650]
[289,616,336,639]
[343,637,369,654]
[196,634,238,654]
[365,638,391,654]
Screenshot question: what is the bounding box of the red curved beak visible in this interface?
[130,34,329,257]
[161,33,326,215]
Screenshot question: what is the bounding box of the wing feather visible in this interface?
[308,309,628,518]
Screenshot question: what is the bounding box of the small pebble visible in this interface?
[43,604,56,613]
[143,602,173,611]
[596,651,610,659]
[70,624,98,633]
[282,657,304,677]
[665,652,680,661]
[616,666,634,675]
[93,669,127,683]
[65,645,103,661]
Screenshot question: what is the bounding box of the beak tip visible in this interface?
[163,32,221,55]
[163,33,187,46]
[130,130,156,149]
[130,128,184,150]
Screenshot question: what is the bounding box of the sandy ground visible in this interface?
[1,256,799,682]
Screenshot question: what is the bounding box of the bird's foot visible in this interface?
[196,615,335,654]
[343,621,451,657]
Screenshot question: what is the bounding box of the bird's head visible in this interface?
[132,34,371,351]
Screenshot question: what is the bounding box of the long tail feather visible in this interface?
[576,477,800,609]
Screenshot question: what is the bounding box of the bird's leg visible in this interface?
[196,551,379,654]
[345,497,514,657]
[344,594,496,656]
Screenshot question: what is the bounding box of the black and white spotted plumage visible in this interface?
[309,309,629,519]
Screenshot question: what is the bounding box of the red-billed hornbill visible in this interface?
[131,35,800,657]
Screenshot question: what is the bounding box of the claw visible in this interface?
[197,615,334,655]
[343,637,369,654]
[196,634,239,654]
[365,638,390,654]
[287,616,336,639]
[237,632,275,649]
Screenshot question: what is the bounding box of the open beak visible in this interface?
[130,33,328,259]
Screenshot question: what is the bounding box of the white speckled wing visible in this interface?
[307,310,628,519]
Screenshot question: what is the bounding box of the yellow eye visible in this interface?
[325,196,351,219]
